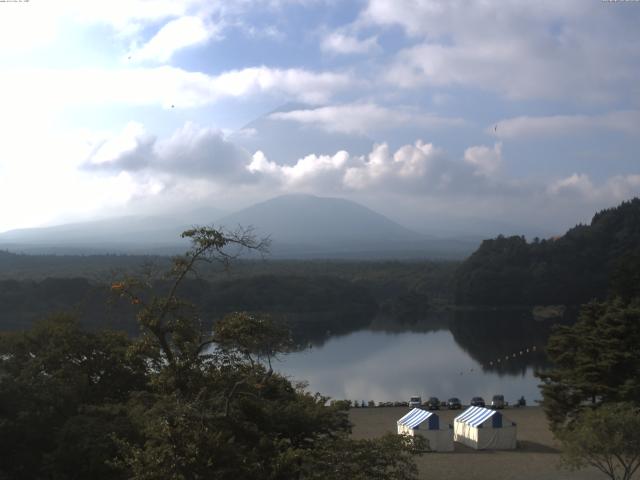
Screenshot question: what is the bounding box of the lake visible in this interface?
[275,312,562,405]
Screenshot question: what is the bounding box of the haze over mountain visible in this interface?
[0,206,225,255]
[0,194,477,258]
[202,194,478,258]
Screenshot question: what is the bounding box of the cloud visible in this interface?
[464,142,502,176]
[64,0,209,36]
[269,103,465,135]
[491,111,640,139]
[131,16,221,62]
[0,66,352,111]
[548,173,640,202]
[246,140,470,194]
[321,32,379,55]
[548,173,594,198]
[85,122,253,181]
[362,0,640,103]
[85,125,547,203]
[63,122,640,235]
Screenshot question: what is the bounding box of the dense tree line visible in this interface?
[537,263,640,479]
[454,198,640,306]
[0,264,451,341]
[0,227,424,479]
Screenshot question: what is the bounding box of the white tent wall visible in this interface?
[398,424,454,452]
[396,408,454,452]
[453,422,516,450]
[453,406,517,450]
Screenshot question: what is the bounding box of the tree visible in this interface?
[109,226,425,479]
[558,402,640,480]
[1,226,425,479]
[537,298,640,430]
[0,314,147,480]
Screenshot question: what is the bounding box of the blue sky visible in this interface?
[0,0,639,235]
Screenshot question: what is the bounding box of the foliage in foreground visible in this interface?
[538,296,640,479]
[0,227,423,480]
[537,298,640,430]
[558,402,640,480]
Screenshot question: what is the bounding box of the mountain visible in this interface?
[453,197,640,306]
[218,194,476,259]
[0,210,223,255]
[0,195,478,258]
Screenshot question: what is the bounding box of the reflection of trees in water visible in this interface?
[293,311,453,348]
[284,310,373,348]
[448,309,574,376]
[368,311,450,334]
[291,308,576,375]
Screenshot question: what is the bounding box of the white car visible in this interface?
[408,396,422,408]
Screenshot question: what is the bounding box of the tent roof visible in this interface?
[455,406,499,427]
[397,408,435,429]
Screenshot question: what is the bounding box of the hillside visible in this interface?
[0,215,212,254]
[0,195,476,259]
[218,194,476,258]
[453,198,640,306]
[219,193,420,244]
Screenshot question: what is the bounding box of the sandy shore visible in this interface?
[349,406,605,480]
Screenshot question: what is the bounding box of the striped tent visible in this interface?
[397,408,453,452]
[454,406,517,450]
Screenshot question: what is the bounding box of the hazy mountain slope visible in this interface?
[0,212,220,254]
[218,194,476,258]
[219,194,421,244]
[0,195,478,258]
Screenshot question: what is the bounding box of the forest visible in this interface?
[453,198,640,306]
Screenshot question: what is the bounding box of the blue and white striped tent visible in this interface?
[454,406,517,450]
[397,408,453,451]
[455,405,502,428]
[397,408,440,431]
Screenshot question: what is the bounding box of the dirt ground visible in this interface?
[349,406,606,480]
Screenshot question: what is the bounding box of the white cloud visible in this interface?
[87,122,154,167]
[321,32,379,55]
[0,3,60,53]
[464,142,502,176]
[209,67,352,104]
[363,0,640,102]
[0,66,352,111]
[246,140,449,192]
[548,173,640,203]
[492,111,640,139]
[131,16,220,62]
[64,0,210,36]
[86,121,252,180]
[269,103,465,135]
[548,173,594,197]
[0,126,158,232]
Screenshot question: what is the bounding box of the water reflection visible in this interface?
[277,311,568,404]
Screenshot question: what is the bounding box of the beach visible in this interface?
[349,406,605,480]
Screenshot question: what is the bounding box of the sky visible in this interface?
[0,0,639,235]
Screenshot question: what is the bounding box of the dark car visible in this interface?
[491,394,505,409]
[426,397,440,410]
[447,397,462,409]
[470,396,485,407]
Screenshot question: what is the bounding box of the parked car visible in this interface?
[447,397,462,409]
[409,396,422,408]
[426,397,440,410]
[470,396,485,407]
[491,394,505,409]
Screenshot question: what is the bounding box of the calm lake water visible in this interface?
[275,313,560,405]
